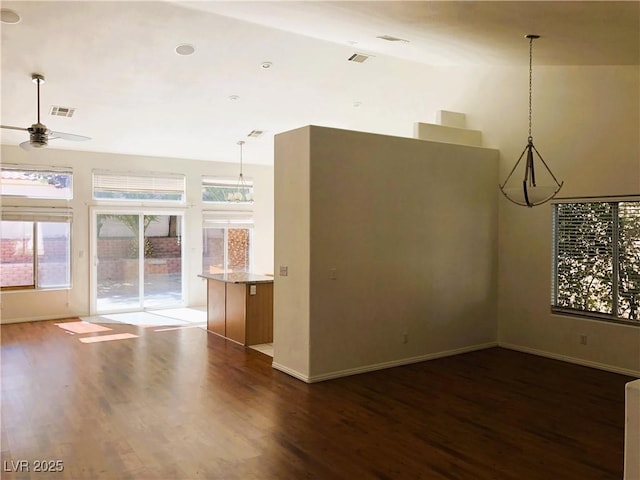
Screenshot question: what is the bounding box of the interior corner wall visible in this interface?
[439,65,640,375]
[274,125,499,382]
[0,145,274,323]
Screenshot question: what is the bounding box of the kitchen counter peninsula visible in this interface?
[199,273,273,346]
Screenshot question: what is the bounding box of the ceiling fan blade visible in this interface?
[49,130,91,142]
[1,125,29,132]
[19,140,34,151]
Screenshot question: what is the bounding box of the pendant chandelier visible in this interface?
[226,140,253,203]
[499,34,563,207]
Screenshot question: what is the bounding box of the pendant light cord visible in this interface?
[528,35,533,141]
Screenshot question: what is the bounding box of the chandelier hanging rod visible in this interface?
[226,140,253,203]
[498,33,563,208]
[526,34,538,141]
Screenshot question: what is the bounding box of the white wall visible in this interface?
[274,125,499,382]
[273,126,312,379]
[0,145,274,323]
[439,65,640,375]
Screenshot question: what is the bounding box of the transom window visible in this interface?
[551,198,640,324]
[202,177,254,204]
[93,171,185,202]
[0,165,73,199]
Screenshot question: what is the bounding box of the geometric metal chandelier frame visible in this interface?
[499,34,563,207]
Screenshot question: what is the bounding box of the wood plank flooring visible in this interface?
[1,318,634,479]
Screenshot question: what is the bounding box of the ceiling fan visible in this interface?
[1,73,91,150]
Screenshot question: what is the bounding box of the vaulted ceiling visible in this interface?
[1,1,638,165]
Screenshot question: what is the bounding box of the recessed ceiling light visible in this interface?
[228,95,240,101]
[260,61,273,69]
[247,130,264,138]
[1,9,21,24]
[376,35,410,43]
[353,101,362,108]
[175,44,195,56]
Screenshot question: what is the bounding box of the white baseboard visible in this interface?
[500,342,640,378]
[273,342,498,384]
[271,362,312,383]
[0,314,79,324]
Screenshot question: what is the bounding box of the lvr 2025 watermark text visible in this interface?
[3,460,64,473]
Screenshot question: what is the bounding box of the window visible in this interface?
[202,211,253,274]
[202,177,253,204]
[552,198,640,324]
[1,208,72,290]
[0,165,73,199]
[93,171,185,202]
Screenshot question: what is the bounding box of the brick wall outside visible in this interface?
[1,238,69,286]
[1,237,181,285]
[0,263,33,286]
[1,238,68,263]
[228,229,250,271]
[96,236,182,281]
[203,229,250,273]
[0,262,68,287]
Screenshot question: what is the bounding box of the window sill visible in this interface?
[1,287,71,294]
[551,307,640,327]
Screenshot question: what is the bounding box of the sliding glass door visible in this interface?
[92,209,184,313]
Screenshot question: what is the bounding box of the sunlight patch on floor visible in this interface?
[151,307,207,324]
[79,333,139,343]
[81,308,206,327]
[154,325,204,332]
[55,321,113,334]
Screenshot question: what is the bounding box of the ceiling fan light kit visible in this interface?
[499,34,563,207]
[1,73,91,150]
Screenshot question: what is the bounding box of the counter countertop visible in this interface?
[199,272,274,284]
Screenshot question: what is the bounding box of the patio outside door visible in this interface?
[92,210,184,314]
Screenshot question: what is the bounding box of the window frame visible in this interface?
[551,195,640,326]
[1,207,73,291]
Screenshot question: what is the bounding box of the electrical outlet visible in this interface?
[279,266,288,277]
[329,268,337,280]
[402,332,408,344]
[580,334,588,345]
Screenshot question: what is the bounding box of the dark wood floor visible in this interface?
[0,318,633,479]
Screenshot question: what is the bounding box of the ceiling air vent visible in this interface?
[348,53,370,63]
[50,105,75,118]
[247,130,264,138]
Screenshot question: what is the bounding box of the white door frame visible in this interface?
[89,206,186,315]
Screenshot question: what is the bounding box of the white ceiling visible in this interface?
[1,1,638,165]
